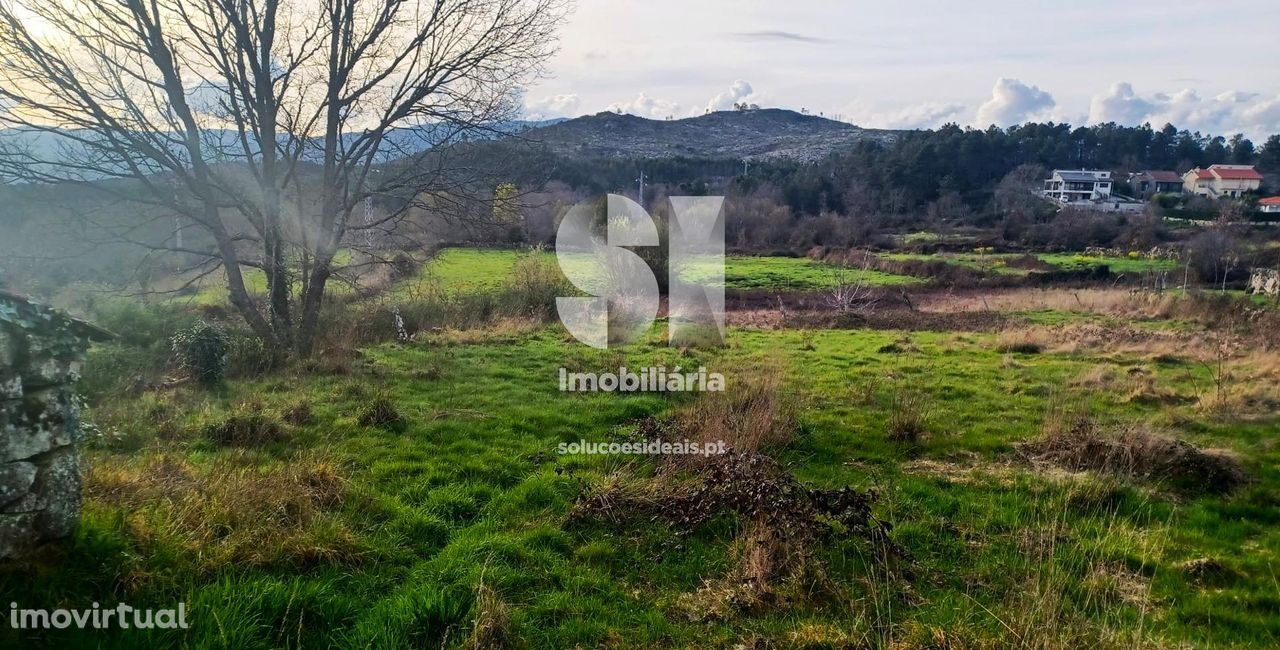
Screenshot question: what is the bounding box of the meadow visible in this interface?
[387,249,920,299]
[3,246,1278,649]
[879,251,1181,277]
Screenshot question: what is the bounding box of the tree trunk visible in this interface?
[295,261,332,357]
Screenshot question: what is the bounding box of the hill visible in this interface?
[525,108,899,162]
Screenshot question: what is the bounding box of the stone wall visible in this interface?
[1249,268,1279,298]
[0,291,109,558]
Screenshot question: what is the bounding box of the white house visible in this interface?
[1043,170,1113,203]
[1260,197,1280,214]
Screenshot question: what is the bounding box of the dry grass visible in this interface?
[988,323,1280,419]
[426,316,545,346]
[1019,403,1248,494]
[202,401,287,447]
[993,498,1163,650]
[1070,364,1122,390]
[990,322,1231,366]
[84,453,357,571]
[887,388,932,443]
[1124,376,1188,406]
[996,328,1048,354]
[921,288,1184,321]
[463,583,514,650]
[675,359,797,454]
[282,399,314,425]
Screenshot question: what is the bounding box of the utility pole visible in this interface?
[742,159,749,176]
[636,170,646,206]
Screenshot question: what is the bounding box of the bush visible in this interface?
[226,331,278,378]
[172,321,230,386]
[92,300,197,348]
[79,342,169,401]
[504,249,571,317]
[79,301,197,400]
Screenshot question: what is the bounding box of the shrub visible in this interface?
[79,342,168,401]
[92,300,196,348]
[172,321,230,386]
[80,302,196,400]
[388,252,419,280]
[226,331,278,378]
[504,249,572,317]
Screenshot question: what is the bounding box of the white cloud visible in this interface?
[844,101,966,130]
[975,78,1056,127]
[606,92,682,119]
[706,80,757,112]
[524,93,581,120]
[1088,82,1280,138]
[1087,82,1155,126]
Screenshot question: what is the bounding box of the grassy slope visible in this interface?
[5,318,1278,648]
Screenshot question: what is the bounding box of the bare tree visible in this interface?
[824,251,880,313]
[0,0,566,355]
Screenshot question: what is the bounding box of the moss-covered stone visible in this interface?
[0,290,109,558]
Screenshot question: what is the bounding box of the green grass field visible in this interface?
[396,249,920,298]
[880,251,1181,278]
[7,310,1278,648]
[6,247,1278,648]
[712,255,919,290]
[1037,253,1180,275]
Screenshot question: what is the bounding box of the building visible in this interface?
[1182,165,1263,199]
[1129,170,1183,198]
[1259,197,1280,214]
[1043,170,1113,203]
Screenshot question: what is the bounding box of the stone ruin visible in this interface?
[0,290,111,558]
[1249,268,1279,298]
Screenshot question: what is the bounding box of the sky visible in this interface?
[521,0,1280,139]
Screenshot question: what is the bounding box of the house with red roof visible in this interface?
[1259,197,1280,214]
[1182,165,1263,198]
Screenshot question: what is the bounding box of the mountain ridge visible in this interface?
[523,108,899,162]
